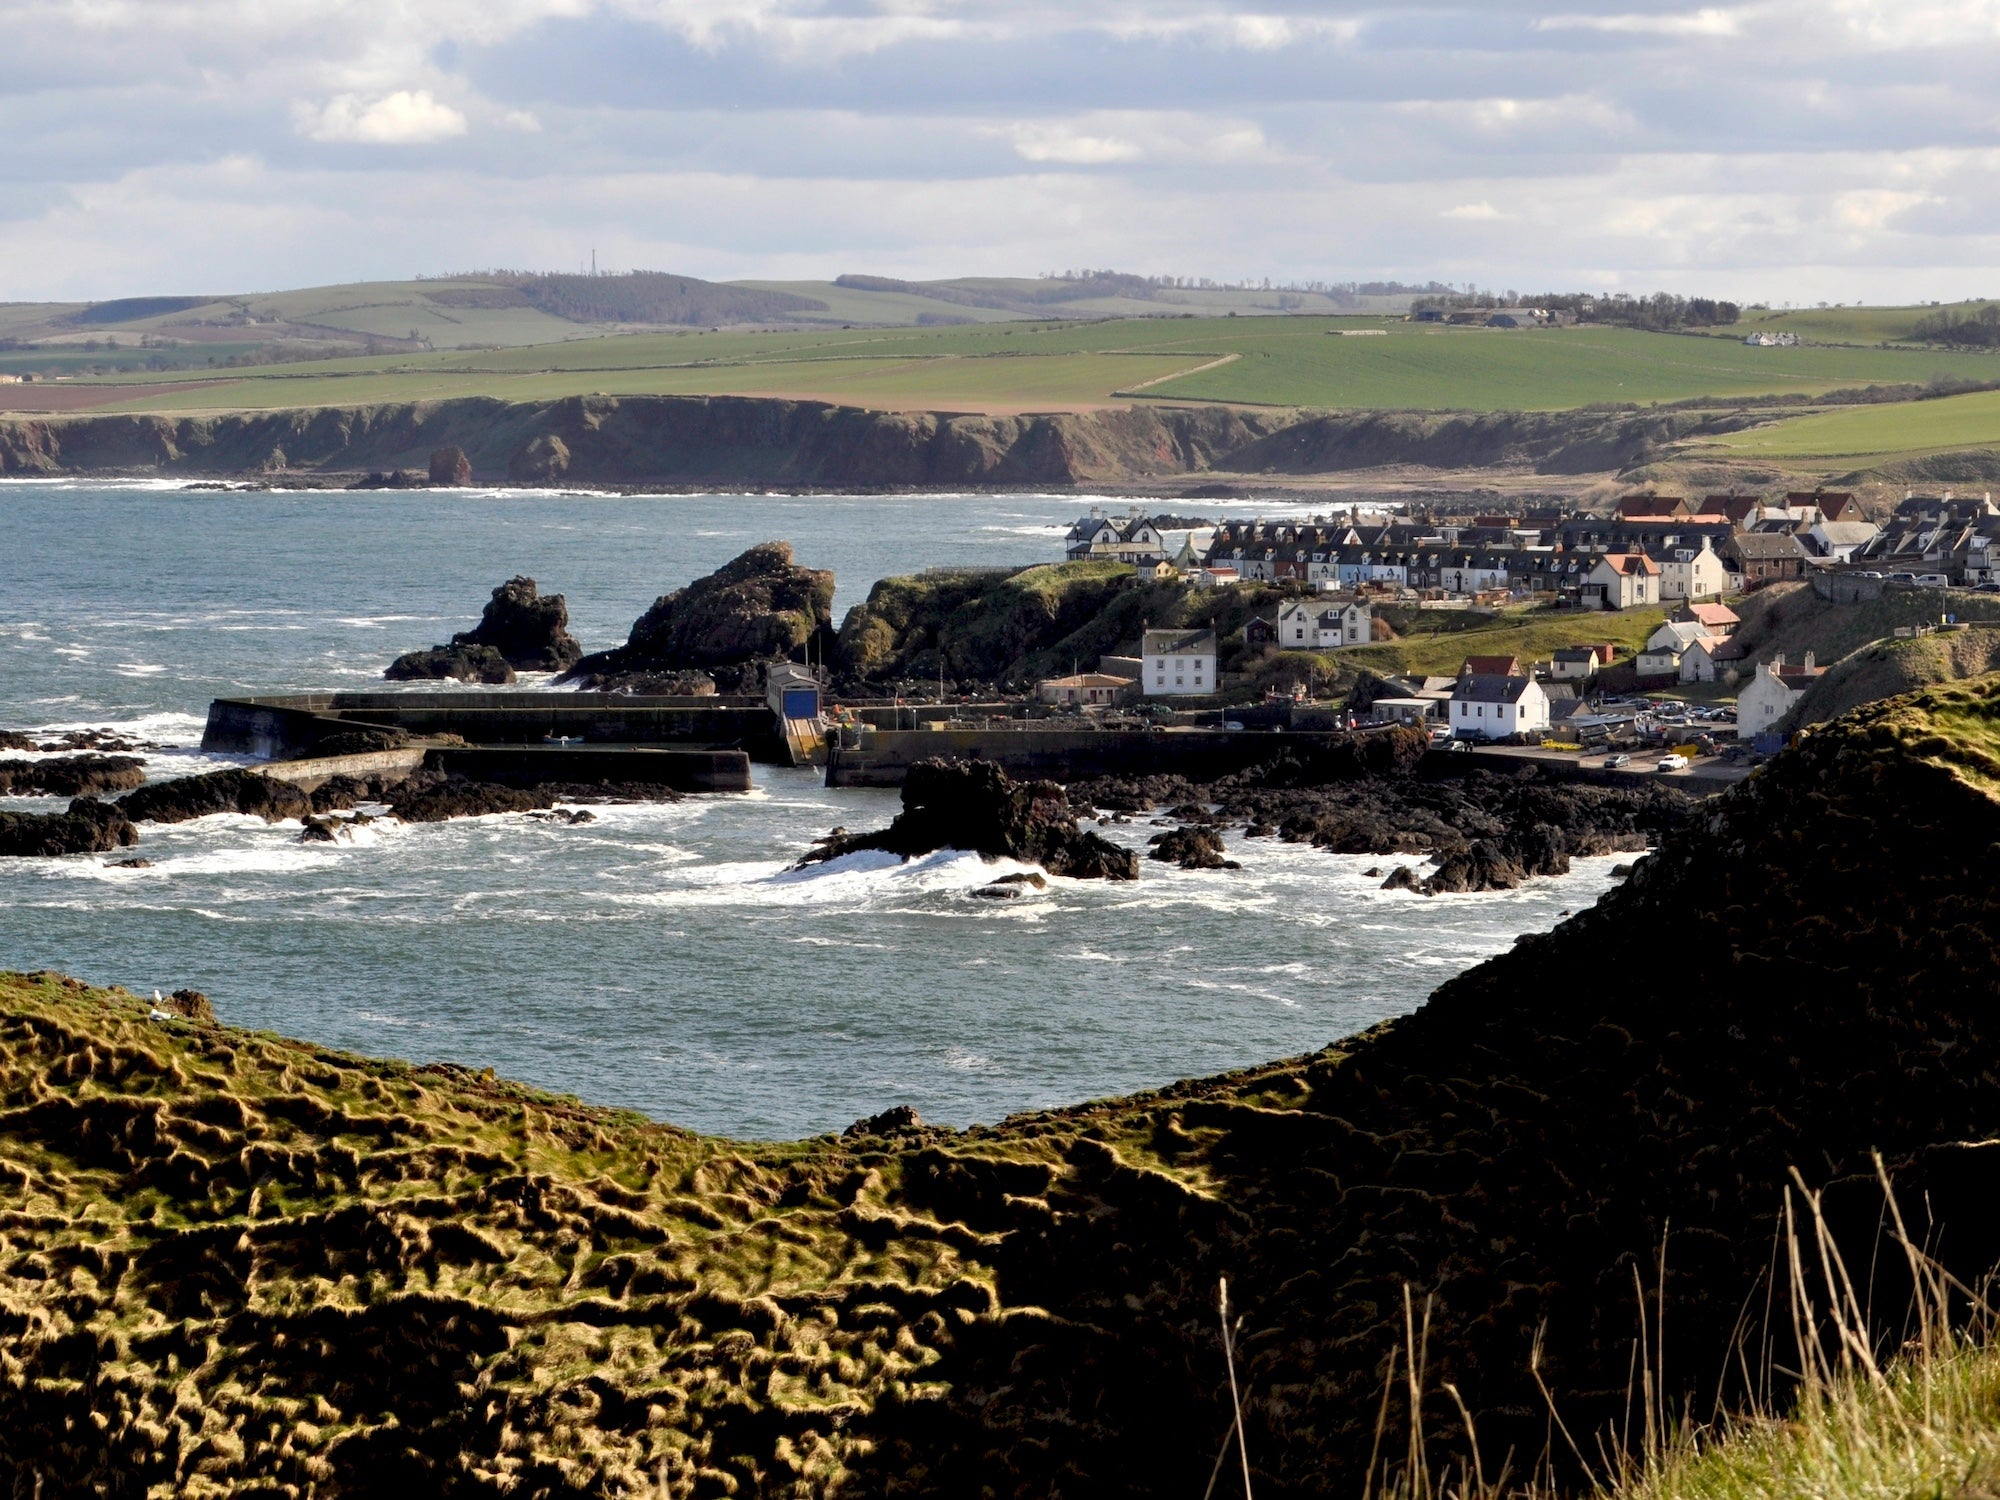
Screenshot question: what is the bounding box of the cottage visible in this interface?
[1142,628,1218,696]
[1806,521,1882,562]
[1461,654,1523,678]
[1550,646,1602,681]
[1329,600,1374,646]
[1194,567,1241,589]
[1735,653,1823,737]
[1678,634,1745,683]
[1448,675,1551,741]
[1243,616,1280,648]
[1369,697,1437,726]
[1582,553,1660,610]
[1644,620,1710,655]
[1037,673,1138,707]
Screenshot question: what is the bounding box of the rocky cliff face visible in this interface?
[0,394,1765,487]
[7,681,2000,1496]
[562,542,834,691]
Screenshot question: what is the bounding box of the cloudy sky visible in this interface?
[3,0,1998,303]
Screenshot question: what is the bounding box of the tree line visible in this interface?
[1910,303,2000,349]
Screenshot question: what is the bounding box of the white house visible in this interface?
[1807,520,1881,563]
[1735,653,1824,737]
[1584,553,1660,610]
[1550,646,1602,681]
[1276,599,1318,649]
[1142,628,1218,696]
[1448,675,1551,741]
[1645,620,1710,654]
[1329,600,1374,646]
[1653,537,1731,601]
[1679,635,1744,683]
[1193,566,1241,589]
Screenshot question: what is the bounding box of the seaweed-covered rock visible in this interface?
[798,758,1139,880]
[386,576,583,682]
[562,543,833,691]
[117,770,310,825]
[0,755,147,797]
[0,797,139,857]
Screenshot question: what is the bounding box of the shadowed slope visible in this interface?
[8,681,2000,1494]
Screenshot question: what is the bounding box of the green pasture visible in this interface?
[1711,388,2000,459]
[1335,601,1669,681]
[32,313,2000,419]
[1693,300,2000,348]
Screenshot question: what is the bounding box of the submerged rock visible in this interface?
[562,542,834,692]
[0,797,138,857]
[0,755,147,797]
[797,759,1139,880]
[118,770,310,826]
[386,576,583,682]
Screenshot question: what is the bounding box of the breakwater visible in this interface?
[202,690,784,762]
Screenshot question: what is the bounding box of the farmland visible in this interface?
[1712,387,2000,460]
[19,315,2000,421]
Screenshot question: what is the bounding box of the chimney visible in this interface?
[1803,651,1816,672]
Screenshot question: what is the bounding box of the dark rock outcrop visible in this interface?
[386,576,582,682]
[1078,754,1676,895]
[1147,825,1239,870]
[0,755,147,797]
[383,643,514,684]
[798,758,1139,880]
[386,780,561,823]
[117,770,310,825]
[162,988,216,1024]
[0,797,138,857]
[561,544,833,691]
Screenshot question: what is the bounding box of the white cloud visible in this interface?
[1442,201,1504,220]
[295,90,470,145]
[990,112,1273,166]
[1534,8,1744,36]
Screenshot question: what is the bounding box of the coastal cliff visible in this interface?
[6,679,2000,1495]
[0,394,1759,487]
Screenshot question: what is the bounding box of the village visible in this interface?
[1026,488,2000,773]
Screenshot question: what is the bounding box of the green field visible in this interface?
[1712,387,2000,458]
[27,314,1997,420]
[1694,300,2000,348]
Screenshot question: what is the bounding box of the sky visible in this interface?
[2,0,1998,304]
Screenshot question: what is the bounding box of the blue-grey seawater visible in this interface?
[0,482,1618,1138]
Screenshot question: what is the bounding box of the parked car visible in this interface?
[1978,583,2000,594]
[1916,573,1951,587]
[1603,753,1631,768]
[1856,571,1884,579]
[1656,756,1682,772]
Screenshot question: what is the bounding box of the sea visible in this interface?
[0,481,1621,1139]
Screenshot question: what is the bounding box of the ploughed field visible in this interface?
[8,676,2000,1496]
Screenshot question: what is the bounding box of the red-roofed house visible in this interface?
[1583,553,1660,610]
[1460,654,1524,678]
[1617,494,1692,520]
[1675,601,1741,636]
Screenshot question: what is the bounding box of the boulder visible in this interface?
[428,445,473,485]
[0,797,139,857]
[561,543,833,691]
[163,988,216,1024]
[796,759,1139,880]
[386,576,582,682]
[118,771,310,826]
[842,1106,925,1139]
[388,780,559,823]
